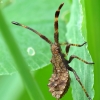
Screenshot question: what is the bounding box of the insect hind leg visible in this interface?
[68,66,92,100]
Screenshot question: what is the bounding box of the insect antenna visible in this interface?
[54,3,64,43]
[12,21,52,44]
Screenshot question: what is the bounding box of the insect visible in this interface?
[12,3,94,100]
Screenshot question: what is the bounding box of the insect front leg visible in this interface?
[68,66,92,100]
[61,42,87,55]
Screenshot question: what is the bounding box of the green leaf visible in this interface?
[0,73,24,100]
[0,10,45,100]
[66,0,94,100]
[0,0,94,100]
[84,0,100,100]
[0,0,70,74]
[0,0,70,100]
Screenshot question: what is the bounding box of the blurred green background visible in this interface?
[0,0,99,100]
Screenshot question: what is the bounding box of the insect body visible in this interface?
[49,43,70,99]
[12,3,94,100]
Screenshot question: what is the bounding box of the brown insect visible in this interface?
[12,3,94,100]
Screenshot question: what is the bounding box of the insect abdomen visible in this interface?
[48,70,70,99]
[48,55,70,99]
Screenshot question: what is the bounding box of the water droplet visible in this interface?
[27,47,35,56]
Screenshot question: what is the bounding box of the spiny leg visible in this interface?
[60,42,86,55]
[63,42,94,64]
[68,55,94,64]
[68,66,92,100]
[54,3,64,43]
[12,21,52,44]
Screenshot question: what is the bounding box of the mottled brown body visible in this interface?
[48,43,70,99]
[12,3,94,100]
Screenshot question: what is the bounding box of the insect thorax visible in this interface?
[50,43,67,73]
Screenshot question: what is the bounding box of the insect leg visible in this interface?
[68,66,92,100]
[60,42,87,46]
[68,55,94,64]
[12,21,52,44]
[54,3,64,43]
[61,42,87,55]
